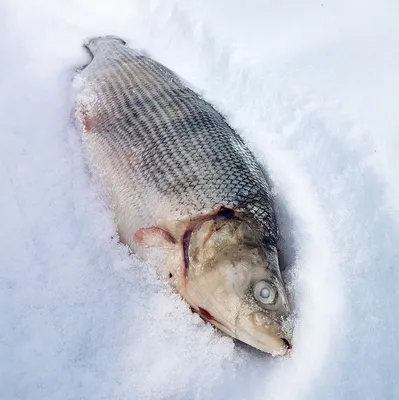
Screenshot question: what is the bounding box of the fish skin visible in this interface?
[75,36,277,247]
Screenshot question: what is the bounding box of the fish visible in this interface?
[74,36,293,356]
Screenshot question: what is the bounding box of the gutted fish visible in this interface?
[74,36,293,355]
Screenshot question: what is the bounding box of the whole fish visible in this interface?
[74,36,292,355]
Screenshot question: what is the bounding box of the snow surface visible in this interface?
[1,0,399,399]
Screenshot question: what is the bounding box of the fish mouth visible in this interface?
[196,306,292,355]
[237,330,292,356]
[213,317,292,355]
[232,311,293,356]
[281,337,292,350]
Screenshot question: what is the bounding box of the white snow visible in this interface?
[1,0,399,399]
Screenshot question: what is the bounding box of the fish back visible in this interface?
[75,37,277,246]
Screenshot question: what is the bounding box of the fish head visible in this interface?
[182,214,292,356]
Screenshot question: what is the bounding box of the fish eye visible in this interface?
[254,280,277,305]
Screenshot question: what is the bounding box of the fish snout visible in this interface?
[249,311,293,355]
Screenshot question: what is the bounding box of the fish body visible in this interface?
[74,36,292,355]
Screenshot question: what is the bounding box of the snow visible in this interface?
[1,0,398,399]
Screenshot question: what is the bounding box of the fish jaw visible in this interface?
[204,311,291,356]
[234,311,292,356]
[187,295,292,356]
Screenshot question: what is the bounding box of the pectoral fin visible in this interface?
[133,226,186,289]
[134,226,177,248]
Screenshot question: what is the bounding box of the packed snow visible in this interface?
[1,0,398,399]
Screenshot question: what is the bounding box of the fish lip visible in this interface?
[234,328,291,356]
[255,336,292,356]
[233,311,292,355]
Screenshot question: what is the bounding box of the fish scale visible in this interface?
[75,36,278,246]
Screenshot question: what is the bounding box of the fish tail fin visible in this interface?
[83,35,127,57]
